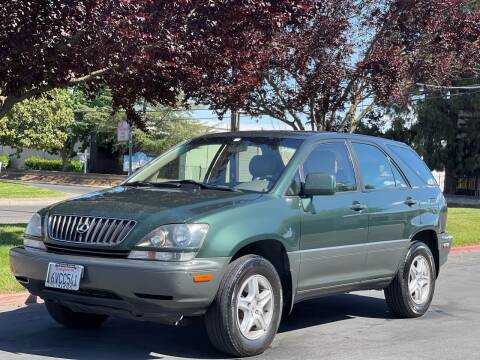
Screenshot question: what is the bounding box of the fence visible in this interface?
[456,176,480,197]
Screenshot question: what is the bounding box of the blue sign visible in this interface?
[123,152,154,173]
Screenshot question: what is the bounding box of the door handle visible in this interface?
[404,197,418,206]
[351,201,367,211]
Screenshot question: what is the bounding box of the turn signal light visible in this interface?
[193,274,213,283]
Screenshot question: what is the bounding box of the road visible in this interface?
[0,182,103,224]
[0,251,478,360]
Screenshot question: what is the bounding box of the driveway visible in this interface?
[0,182,103,224]
[0,251,478,360]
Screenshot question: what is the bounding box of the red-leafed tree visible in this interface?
[2,1,478,132]
[0,0,309,122]
[198,0,479,132]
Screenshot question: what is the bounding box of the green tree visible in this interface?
[130,110,209,156]
[0,89,74,154]
[414,87,480,193]
[71,90,209,168]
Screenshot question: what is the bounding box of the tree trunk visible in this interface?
[443,166,457,195]
[60,149,70,172]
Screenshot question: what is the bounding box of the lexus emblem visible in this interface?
[76,222,90,234]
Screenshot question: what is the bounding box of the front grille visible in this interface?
[45,244,130,258]
[48,215,136,246]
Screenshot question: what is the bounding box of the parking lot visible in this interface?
[0,251,478,360]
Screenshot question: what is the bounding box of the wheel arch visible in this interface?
[230,239,295,316]
[410,228,440,277]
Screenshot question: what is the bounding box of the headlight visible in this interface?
[24,213,46,251]
[128,224,209,261]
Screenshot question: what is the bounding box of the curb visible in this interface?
[0,292,30,305]
[450,245,480,254]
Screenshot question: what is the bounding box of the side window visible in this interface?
[287,171,302,196]
[302,142,356,192]
[391,163,408,188]
[352,143,405,190]
[388,145,438,186]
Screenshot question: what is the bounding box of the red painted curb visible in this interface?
[451,245,480,254]
[0,292,29,304]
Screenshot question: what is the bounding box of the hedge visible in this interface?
[0,154,9,169]
[24,156,82,172]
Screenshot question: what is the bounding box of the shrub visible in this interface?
[0,154,9,169]
[24,156,82,172]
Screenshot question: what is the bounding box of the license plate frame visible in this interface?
[45,262,84,291]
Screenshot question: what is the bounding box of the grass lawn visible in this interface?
[0,224,25,294]
[447,208,480,247]
[0,181,65,199]
[0,208,479,294]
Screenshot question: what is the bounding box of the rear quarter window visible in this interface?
[387,145,438,186]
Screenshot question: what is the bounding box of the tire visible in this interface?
[384,241,436,318]
[205,255,283,357]
[45,300,109,329]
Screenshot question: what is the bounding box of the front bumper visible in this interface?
[439,232,453,267]
[10,247,228,323]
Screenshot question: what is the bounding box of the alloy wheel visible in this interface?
[236,274,274,340]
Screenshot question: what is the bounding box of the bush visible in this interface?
[0,154,9,169]
[24,156,82,172]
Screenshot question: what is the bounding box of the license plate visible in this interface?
[45,262,83,291]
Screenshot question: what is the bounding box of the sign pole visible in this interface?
[128,126,133,176]
[83,152,87,175]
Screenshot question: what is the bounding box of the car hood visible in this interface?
[44,186,261,249]
[47,186,261,221]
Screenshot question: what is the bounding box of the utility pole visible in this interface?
[230,110,240,132]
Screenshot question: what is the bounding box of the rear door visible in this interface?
[350,141,422,279]
[297,140,369,294]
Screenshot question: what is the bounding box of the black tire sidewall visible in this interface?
[225,256,283,356]
[401,242,436,316]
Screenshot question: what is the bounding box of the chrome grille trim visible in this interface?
[47,215,136,246]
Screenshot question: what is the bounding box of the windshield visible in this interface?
[127,136,304,193]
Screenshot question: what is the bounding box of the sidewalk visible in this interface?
[1,170,126,188]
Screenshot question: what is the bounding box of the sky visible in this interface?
[187,108,293,132]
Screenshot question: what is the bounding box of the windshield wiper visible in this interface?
[164,180,240,192]
[123,181,180,188]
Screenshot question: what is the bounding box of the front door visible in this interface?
[297,141,369,294]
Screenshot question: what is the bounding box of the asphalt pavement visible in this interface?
[0,182,103,224]
[0,251,478,360]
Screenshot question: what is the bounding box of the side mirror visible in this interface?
[303,173,336,196]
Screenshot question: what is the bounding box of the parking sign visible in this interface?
[117,121,130,142]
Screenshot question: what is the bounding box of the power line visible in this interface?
[416,83,480,90]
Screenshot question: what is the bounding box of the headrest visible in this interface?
[249,155,279,179]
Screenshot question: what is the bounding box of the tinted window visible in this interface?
[303,142,356,192]
[388,145,438,186]
[352,143,398,190]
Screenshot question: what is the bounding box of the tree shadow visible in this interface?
[0,293,393,360]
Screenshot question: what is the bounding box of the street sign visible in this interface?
[117,121,130,142]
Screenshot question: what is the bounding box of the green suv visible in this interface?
[10,131,452,357]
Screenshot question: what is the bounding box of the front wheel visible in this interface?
[384,241,436,318]
[205,255,283,357]
[45,300,109,329]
